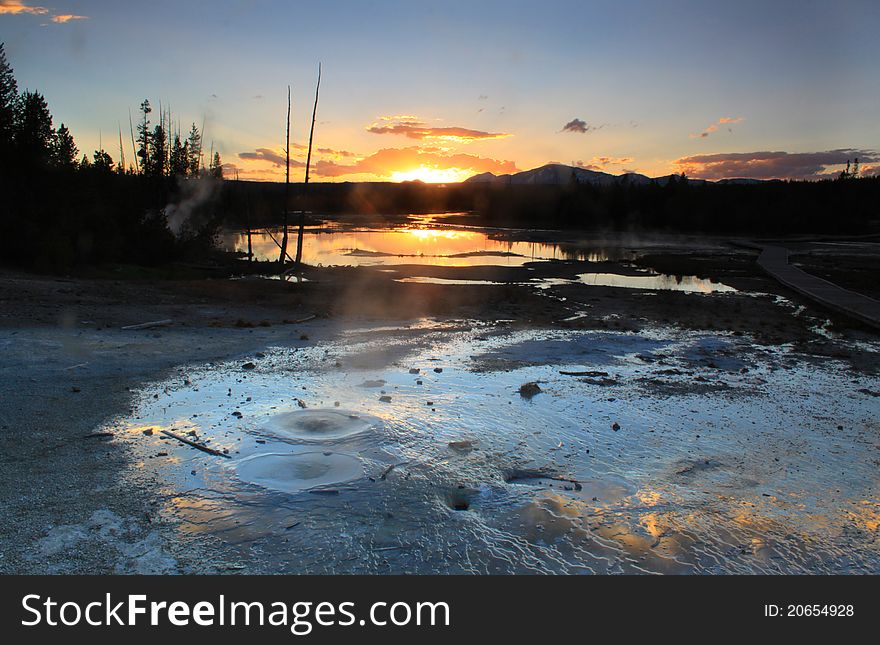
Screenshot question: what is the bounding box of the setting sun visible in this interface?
[389,165,473,184]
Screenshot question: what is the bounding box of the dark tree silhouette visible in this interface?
[210,151,223,179]
[15,90,55,167]
[0,43,17,160]
[280,85,291,264]
[148,124,167,177]
[51,123,78,170]
[169,135,188,176]
[136,99,152,175]
[186,122,201,177]
[92,149,114,173]
[295,63,321,268]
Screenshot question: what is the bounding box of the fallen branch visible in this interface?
[121,319,172,331]
[160,429,231,458]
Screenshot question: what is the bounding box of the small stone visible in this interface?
[379,395,392,403]
[434,367,443,373]
[518,382,541,398]
[241,362,256,370]
[409,368,420,374]
[612,422,620,431]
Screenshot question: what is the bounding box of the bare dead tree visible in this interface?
[279,85,291,265]
[117,122,125,172]
[295,63,321,268]
[128,108,139,174]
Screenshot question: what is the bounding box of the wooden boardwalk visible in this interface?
[752,244,880,329]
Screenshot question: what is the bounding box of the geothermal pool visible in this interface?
[111,320,880,574]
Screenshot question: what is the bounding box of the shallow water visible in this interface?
[221,225,630,267]
[112,322,880,574]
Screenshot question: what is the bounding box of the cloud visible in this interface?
[51,13,87,23]
[690,116,744,139]
[580,156,633,167]
[1,2,88,22]
[0,1,48,15]
[367,116,510,143]
[238,148,305,168]
[673,149,879,180]
[313,146,518,179]
[561,118,591,134]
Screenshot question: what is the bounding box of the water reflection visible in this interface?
[577,272,737,293]
[221,225,624,267]
[112,323,880,574]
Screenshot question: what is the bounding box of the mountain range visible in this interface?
[464,163,768,186]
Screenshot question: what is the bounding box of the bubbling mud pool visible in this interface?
[110,321,880,574]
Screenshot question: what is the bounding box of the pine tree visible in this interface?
[15,90,55,167]
[136,99,151,175]
[210,151,223,179]
[147,124,166,177]
[51,123,78,170]
[78,154,91,170]
[186,122,201,177]
[169,135,188,176]
[93,149,114,172]
[0,43,18,158]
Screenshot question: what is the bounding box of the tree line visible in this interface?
[0,43,225,269]
[1,45,221,179]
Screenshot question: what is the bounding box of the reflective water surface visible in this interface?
[221,222,628,267]
[111,321,880,574]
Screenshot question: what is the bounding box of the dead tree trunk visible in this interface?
[295,63,321,269]
[279,86,291,265]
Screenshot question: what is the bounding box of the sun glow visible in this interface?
[389,165,472,183]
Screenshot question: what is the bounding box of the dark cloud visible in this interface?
[561,118,591,134]
[674,149,879,180]
[368,117,509,142]
[238,148,305,168]
[314,146,518,178]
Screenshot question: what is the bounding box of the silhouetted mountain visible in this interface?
[466,163,748,186]
[466,163,619,186]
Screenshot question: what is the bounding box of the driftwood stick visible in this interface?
[121,319,172,331]
[160,429,231,458]
[262,227,296,264]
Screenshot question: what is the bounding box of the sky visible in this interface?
[2,0,879,182]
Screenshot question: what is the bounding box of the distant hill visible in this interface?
[464,163,764,186]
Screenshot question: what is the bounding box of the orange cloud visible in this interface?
[690,116,744,139]
[51,14,87,23]
[0,2,88,22]
[0,1,48,15]
[367,116,510,143]
[314,146,519,179]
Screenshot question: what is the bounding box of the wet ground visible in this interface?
[105,319,880,574]
[2,230,878,575]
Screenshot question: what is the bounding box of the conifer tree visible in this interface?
[51,123,78,170]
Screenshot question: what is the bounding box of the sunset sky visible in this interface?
[2,0,878,182]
